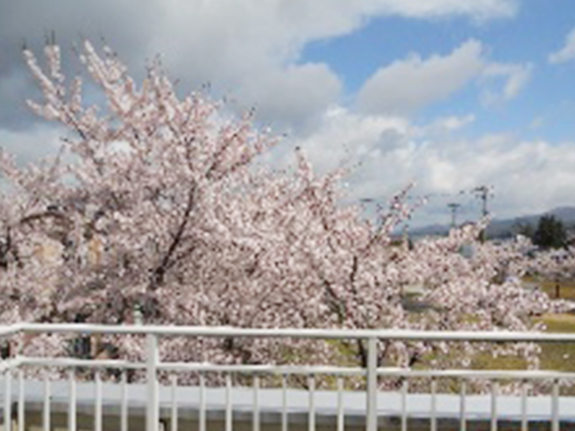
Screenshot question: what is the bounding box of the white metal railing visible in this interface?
[2,324,575,431]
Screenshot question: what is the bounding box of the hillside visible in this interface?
[410,206,575,238]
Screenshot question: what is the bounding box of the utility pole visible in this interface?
[447,203,461,228]
[473,186,492,242]
[473,186,490,217]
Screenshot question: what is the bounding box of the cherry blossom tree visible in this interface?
[526,245,575,299]
[0,40,571,390]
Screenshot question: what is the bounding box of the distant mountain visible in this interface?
[549,206,575,220]
[410,206,575,239]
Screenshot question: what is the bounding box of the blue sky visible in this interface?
[302,1,575,143]
[1,1,575,226]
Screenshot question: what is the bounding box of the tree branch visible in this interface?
[148,184,196,290]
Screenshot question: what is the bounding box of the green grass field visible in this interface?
[407,277,575,392]
[285,278,575,392]
[523,277,575,373]
[524,275,575,299]
[474,313,575,372]
[536,313,575,372]
[470,274,575,392]
[473,275,575,373]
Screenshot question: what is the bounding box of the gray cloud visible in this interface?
[1,0,518,133]
[0,125,64,164]
[10,0,569,228]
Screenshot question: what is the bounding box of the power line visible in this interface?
[359,185,495,233]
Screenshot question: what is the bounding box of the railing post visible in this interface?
[146,334,159,431]
[366,337,377,431]
[4,369,12,431]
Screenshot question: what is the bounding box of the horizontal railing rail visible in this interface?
[4,322,575,342]
[10,357,575,381]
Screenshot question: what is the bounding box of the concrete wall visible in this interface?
[4,410,575,431]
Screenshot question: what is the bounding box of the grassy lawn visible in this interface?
[471,314,575,370]
[401,277,575,393]
[285,281,575,392]
[520,278,575,374]
[523,275,575,299]
[468,271,575,368]
[540,279,575,299]
[536,313,575,372]
[465,313,575,393]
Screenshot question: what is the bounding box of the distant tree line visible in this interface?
[514,214,570,250]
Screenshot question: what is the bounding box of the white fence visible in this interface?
[2,324,575,431]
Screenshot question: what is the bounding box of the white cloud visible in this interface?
[289,107,575,225]
[357,39,531,115]
[0,125,64,164]
[291,105,411,175]
[426,114,476,132]
[427,137,575,218]
[360,0,517,21]
[9,0,570,227]
[406,135,575,221]
[357,40,486,115]
[236,63,342,129]
[549,27,575,64]
[0,0,518,133]
[481,62,532,105]
[143,1,517,127]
